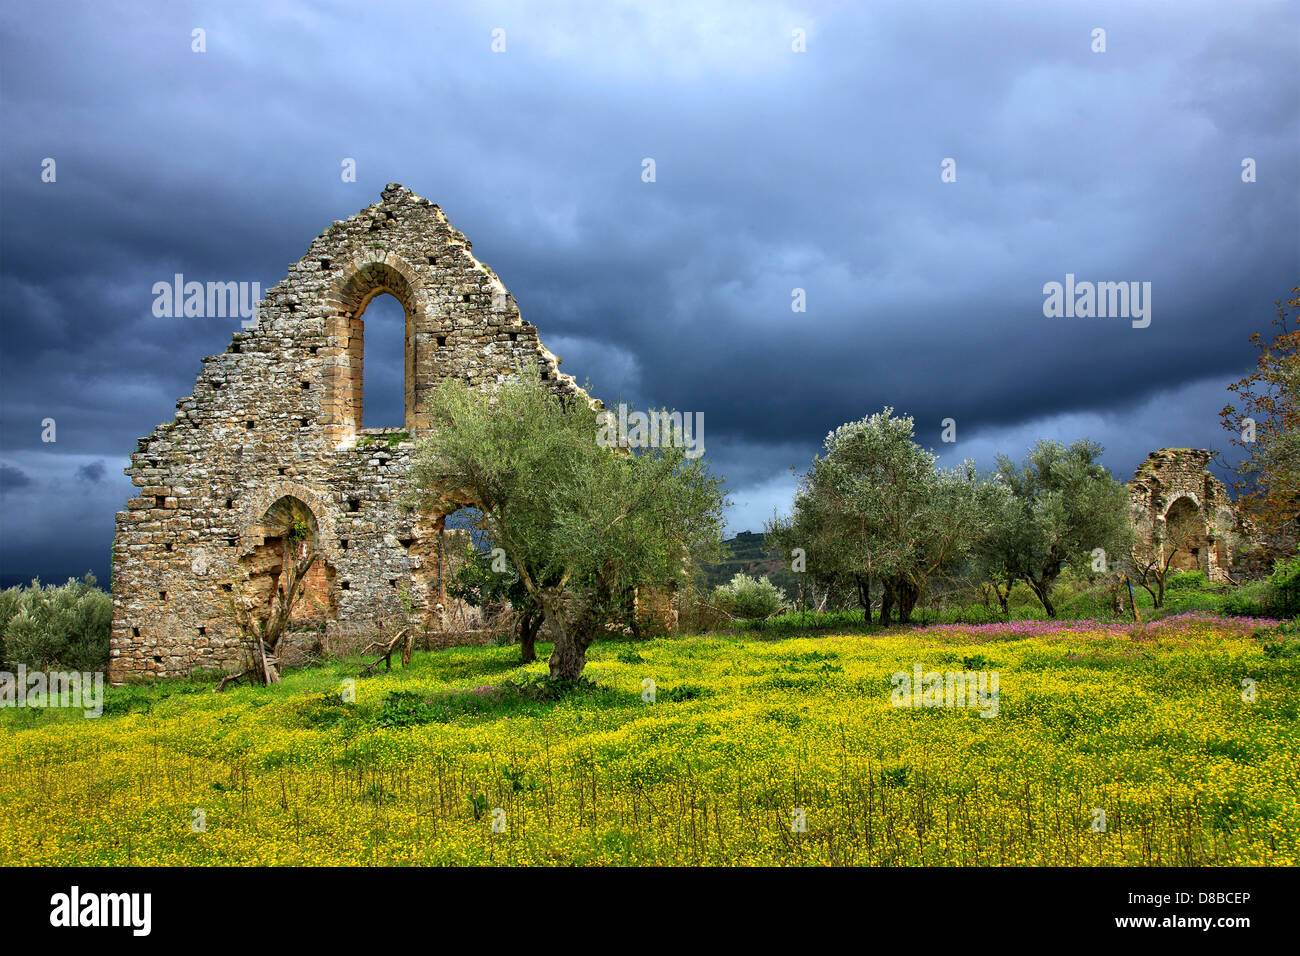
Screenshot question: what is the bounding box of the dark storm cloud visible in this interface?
[0,464,33,491]
[1,0,1297,584]
[76,459,106,483]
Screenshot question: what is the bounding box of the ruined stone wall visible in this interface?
[109,185,587,682]
[1127,448,1250,582]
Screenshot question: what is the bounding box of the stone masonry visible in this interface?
[109,185,590,683]
[1127,448,1250,582]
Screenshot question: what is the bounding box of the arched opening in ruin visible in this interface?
[359,293,407,427]
[324,262,422,443]
[443,506,498,629]
[1163,496,1208,574]
[240,495,336,623]
[407,504,496,630]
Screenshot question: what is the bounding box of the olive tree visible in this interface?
[769,408,995,624]
[411,371,726,681]
[970,480,1025,617]
[765,466,858,617]
[983,439,1131,617]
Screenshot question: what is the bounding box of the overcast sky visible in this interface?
[1,0,1297,587]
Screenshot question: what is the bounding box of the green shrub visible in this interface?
[712,573,785,622]
[381,690,435,727]
[1157,587,1228,616]
[1167,570,1208,591]
[1218,561,1300,619]
[0,588,19,661]
[1268,556,1300,617]
[1223,581,1272,617]
[0,575,112,671]
[292,691,355,729]
[1056,583,1117,621]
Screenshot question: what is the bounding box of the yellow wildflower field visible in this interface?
[1,614,1296,866]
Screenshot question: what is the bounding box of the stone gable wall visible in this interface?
[1126,448,1251,581]
[109,185,587,682]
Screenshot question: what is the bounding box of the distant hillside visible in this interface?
[701,530,800,596]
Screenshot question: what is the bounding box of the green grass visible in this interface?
[2,616,1297,866]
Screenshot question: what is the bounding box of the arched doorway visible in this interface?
[406,504,497,629]
[240,495,336,622]
[1163,496,1207,574]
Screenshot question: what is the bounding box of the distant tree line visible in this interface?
[0,574,112,672]
[766,409,1130,623]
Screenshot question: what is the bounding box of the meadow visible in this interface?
[1,613,1297,866]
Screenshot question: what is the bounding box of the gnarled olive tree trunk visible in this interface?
[854,573,872,625]
[896,579,919,624]
[541,596,602,681]
[879,581,896,626]
[517,608,541,663]
[1026,568,1059,617]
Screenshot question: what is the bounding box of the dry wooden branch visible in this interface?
[215,669,253,693]
[360,625,414,677]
